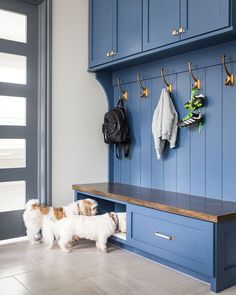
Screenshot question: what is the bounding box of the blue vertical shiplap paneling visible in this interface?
[175,72,191,194]
[151,77,164,190]
[222,62,236,202]
[113,86,121,183]
[120,83,130,184]
[129,82,141,186]
[163,74,177,192]
[110,54,236,202]
[205,65,222,199]
[190,68,206,197]
[140,80,152,187]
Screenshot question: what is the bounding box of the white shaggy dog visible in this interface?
[23,198,98,245]
[44,212,126,253]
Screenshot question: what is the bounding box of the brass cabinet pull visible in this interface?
[110,50,116,56]
[155,231,175,241]
[172,29,179,36]
[179,27,186,34]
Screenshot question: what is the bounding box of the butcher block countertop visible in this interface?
[72,182,236,223]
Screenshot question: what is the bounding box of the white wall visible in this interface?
[52,0,108,206]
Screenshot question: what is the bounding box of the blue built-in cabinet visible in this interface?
[89,0,113,67]
[89,0,142,67]
[89,0,235,70]
[143,0,181,49]
[180,0,230,40]
[143,0,230,50]
[88,1,236,293]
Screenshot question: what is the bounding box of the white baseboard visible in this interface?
[0,236,27,246]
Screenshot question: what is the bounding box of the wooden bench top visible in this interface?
[72,182,236,223]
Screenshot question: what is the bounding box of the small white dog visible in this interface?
[44,212,126,253]
[23,198,98,245]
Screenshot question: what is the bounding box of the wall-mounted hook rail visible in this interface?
[188,62,201,90]
[221,54,234,86]
[161,68,172,93]
[117,78,128,100]
[136,73,148,97]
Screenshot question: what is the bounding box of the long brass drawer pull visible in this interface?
[155,232,175,240]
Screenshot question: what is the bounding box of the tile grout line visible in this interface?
[13,276,34,295]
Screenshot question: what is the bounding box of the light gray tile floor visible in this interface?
[0,240,235,295]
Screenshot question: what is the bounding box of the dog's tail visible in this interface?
[25,199,40,210]
[42,217,55,249]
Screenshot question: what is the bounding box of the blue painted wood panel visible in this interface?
[143,0,180,50]
[127,204,214,276]
[181,0,230,40]
[140,80,152,187]
[222,62,236,202]
[205,65,222,199]
[213,220,236,292]
[190,68,206,197]
[129,82,141,186]
[110,41,236,202]
[175,72,191,195]
[113,0,142,60]
[89,0,113,67]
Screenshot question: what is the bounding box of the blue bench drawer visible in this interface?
[127,204,214,277]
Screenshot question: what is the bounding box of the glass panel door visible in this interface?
[0,0,38,240]
[0,9,27,43]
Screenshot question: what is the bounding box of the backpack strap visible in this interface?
[123,141,130,158]
[117,98,124,108]
[116,143,120,159]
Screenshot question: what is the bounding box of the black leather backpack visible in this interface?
[102,99,131,159]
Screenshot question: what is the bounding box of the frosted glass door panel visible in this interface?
[0,181,25,212]
[0,52,26,84]
[0,96,26,126]
[0,139,26,168]
[0,9,27,43]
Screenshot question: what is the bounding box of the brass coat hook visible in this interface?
[221,55,234,86]
[136,73,148,97]
[161,68,172,93]
[117,78,128,100]
[188,62,201,90]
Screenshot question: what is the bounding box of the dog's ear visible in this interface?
[80,200,92,216]
[77,203,82,215]
[31,204,40,210]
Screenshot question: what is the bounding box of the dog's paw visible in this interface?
[101,246,108,253]
[63,248,72,253]
[31,240,41,245]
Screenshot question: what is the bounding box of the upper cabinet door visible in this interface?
[89,0,113,67]
[180,0,230,40]
[112,0,143,60]
[143,0,180,51]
